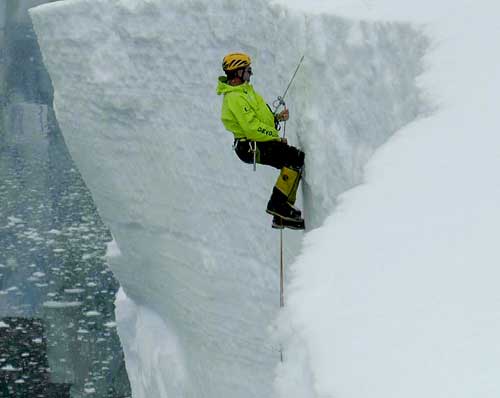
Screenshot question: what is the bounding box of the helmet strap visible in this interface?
[240,68,251,83]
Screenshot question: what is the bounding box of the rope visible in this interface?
[279,228,284,362]
[272,55,305,114]
[274,56,305,362]
[252,141,257,171]
[280,229,284,308]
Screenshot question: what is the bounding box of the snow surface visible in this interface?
[115,288,188,397]
[29,0,500,397]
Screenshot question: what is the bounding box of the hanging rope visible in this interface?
[274,55,305,363]
[279,228,285,362]
[251,141,257,171]
[272,55,305,139]
[272,55,305,114]
[280,229,284,308]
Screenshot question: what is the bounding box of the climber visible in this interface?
[216,52,305,230]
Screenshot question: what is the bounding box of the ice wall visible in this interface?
[30,0,428,397]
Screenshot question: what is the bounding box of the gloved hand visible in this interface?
[276,108,289,122]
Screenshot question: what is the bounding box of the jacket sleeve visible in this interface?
[226,93,281,142]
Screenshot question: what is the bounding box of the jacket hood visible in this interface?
[216,76,250,95]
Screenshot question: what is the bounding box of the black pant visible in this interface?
[234,140,305,170]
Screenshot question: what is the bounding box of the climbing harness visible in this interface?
[251,141,257,171]
[233,139,258,171]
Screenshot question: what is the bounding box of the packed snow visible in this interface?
[30,0,500,397]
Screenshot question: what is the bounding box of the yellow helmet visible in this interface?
[222,52,251,72]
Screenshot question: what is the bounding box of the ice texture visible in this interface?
[30,0,427,397]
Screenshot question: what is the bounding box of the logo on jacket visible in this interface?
[257,127,274,136]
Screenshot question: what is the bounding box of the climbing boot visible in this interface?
[272,216,305,230]
[266,188,302,221]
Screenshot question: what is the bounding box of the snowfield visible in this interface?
[30,0,500,397]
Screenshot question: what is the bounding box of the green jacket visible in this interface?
[216,76,280,142]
